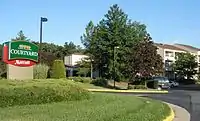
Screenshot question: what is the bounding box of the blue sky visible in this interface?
[1,0,200,47]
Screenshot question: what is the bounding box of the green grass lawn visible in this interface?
[0,93,170,121]
[78,82,106,89]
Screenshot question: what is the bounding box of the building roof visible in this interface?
[174,43,200,51]
[155,43,186,51]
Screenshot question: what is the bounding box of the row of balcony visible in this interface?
[164,50,200,62]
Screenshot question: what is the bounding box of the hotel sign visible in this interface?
[2,41,39,67]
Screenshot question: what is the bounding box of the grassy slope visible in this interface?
[0,93,170,121]
[0,79,90,107]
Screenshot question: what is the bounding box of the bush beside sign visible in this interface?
[2,41,39,67]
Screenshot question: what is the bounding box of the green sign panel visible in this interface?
[8,41,39,62]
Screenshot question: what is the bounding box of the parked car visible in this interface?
[149,76,171,90]
[169,81,179,87]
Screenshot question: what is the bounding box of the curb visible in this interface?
[163,103,175,121]
[87,89,168,93]
[136,96,174,121]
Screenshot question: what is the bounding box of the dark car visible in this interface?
[149,76,170,90]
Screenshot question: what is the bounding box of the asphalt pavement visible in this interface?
[142,87,200,121]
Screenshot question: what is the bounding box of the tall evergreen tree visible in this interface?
[81,21,101,75]
[81,4,148,80]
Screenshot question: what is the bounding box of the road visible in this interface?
[140,87,200,121]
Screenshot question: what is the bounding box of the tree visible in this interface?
[11,30,30,41]
[0,43,6,76]
[63,41,77,56]
[81,4,147,81]
[81,21,99,75]
[174,52,198,80]
[126,34,163,82]
[76,45,85,53]
[40,52,57,67]
[32,41,82,65]
[32,41,61,65]
[75,58,91,77]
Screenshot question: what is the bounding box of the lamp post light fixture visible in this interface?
[39,17,48,62]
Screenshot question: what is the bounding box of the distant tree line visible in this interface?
[0,30,84,76]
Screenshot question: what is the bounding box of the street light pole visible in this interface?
[39,19,43,62]
[39,17,48,63]
[113,46,119,88]
[90,59,93,79]
[91,62,93,79]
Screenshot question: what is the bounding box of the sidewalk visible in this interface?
[167,103,190,121]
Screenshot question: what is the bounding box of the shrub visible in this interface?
[134,85,147,89]
[91,78,108,87]
[120,78,129,82]
[127,85,134,90]
[33,63,49,79]
[0,61,6,78]
[196,80,200,84]
[131,81,145,85]
[0,72,6,78]
[147,80,158,89]
[0,79,90,107]
[76,68,90,77]
[128,85,147,90]
[180,79,196,85]
[50,60,66,79]
[68,77,92,83]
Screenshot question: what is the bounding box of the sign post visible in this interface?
[2,41,39,80]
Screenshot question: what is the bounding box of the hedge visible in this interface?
[33,63,49,79]
[128,85,147,90]
[68,77,92,83]
[50,60,66,79]
[0,79,90,107]
[91,78,108,87]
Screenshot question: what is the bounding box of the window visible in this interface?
[165,51,174,57]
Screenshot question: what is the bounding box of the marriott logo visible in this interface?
[15,60,31,65]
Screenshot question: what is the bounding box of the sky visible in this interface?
[1,0,200,47]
